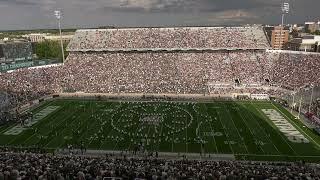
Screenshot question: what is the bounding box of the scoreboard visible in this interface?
[0,41,33,63]
[0,44,4,62]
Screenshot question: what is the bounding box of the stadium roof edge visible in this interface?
[75,26,264,32]
[67,48,270,52]
[266,49,320,55]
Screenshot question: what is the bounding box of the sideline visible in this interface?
[271,103,320,148]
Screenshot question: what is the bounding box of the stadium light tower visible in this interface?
[54,10,65,63]
[278,2,289,49]
[281,2,290,26]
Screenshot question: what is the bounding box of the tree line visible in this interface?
[34,40,69,61]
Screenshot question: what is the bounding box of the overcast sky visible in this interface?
[0,0,319,30]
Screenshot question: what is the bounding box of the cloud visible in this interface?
[0,0,320,30]
[98,0,202,12]
[108,0,184,9]
[0,0,38,6]
[214,9,258,20]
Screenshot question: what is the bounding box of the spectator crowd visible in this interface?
[0,150,319,179]
[0,27,320,117]
[0,26,320,178]
[68,26,269,51]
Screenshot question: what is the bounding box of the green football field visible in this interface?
[1,99,320,162]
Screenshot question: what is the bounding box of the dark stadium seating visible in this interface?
[0,151,319,179]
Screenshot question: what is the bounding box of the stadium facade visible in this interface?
[64,26,320,96]
[0,25,320,111]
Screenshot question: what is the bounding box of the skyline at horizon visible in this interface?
[0,0,319,30]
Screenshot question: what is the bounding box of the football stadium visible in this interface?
[1,26,320,178]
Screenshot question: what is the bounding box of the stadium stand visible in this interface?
[1,25,320,179]
[0,151,319,179]
[0,26,320,111]
[67,26,270,51]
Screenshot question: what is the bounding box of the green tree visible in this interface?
[35,40,68,61]
[313,30,320,35]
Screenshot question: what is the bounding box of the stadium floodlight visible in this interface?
[281,2,290,26]
[54,10,65,63]
[277,2,290,49]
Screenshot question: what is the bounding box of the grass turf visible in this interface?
[1,99,320,162]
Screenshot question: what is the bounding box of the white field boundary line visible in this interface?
[0,102,53,134]
[204,104,219,153]
[5,104,61,136]
[245,102,281,154]
[95,104,112,149]
[236,153,320,158]
[152,104,167,152]
[215,108,234,154]
[31,103,74,146]
[145,118,153,151]
[127,112,145,152]
[253,104,299,156]
[271,103,320,148]
[171,116,175,153]
[235,106,265,154]
[193,105,206,154]
[89,104,117,149]
[96,120,115,150]
[78,105,112,149]
[112,113,128,151]
[7,105,69,146]
[185,113,189,154]
[41,106,65,130]
[44,107,86,148]
[55,149,236,160]
[156,113,165,153]
[224,105,250,154]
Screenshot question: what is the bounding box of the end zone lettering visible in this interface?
[261,109,309,143]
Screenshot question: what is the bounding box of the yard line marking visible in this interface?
[45,106,88,148]
[94,104,113,150]
[244,102,281,154]
[8,104,71,147]
[235,106,265,154]
[271,103,320,148]
[171,118,175,153]
[98,104,121,151]
[193,104,209,154]
[204,104,219,154]
[237,153,320,158]
[1,102,54,134]
[127,113,144,152]
[156,112,165,153]
[185,111,188,154]
[215,105,234,154]
[223,104,249,154]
